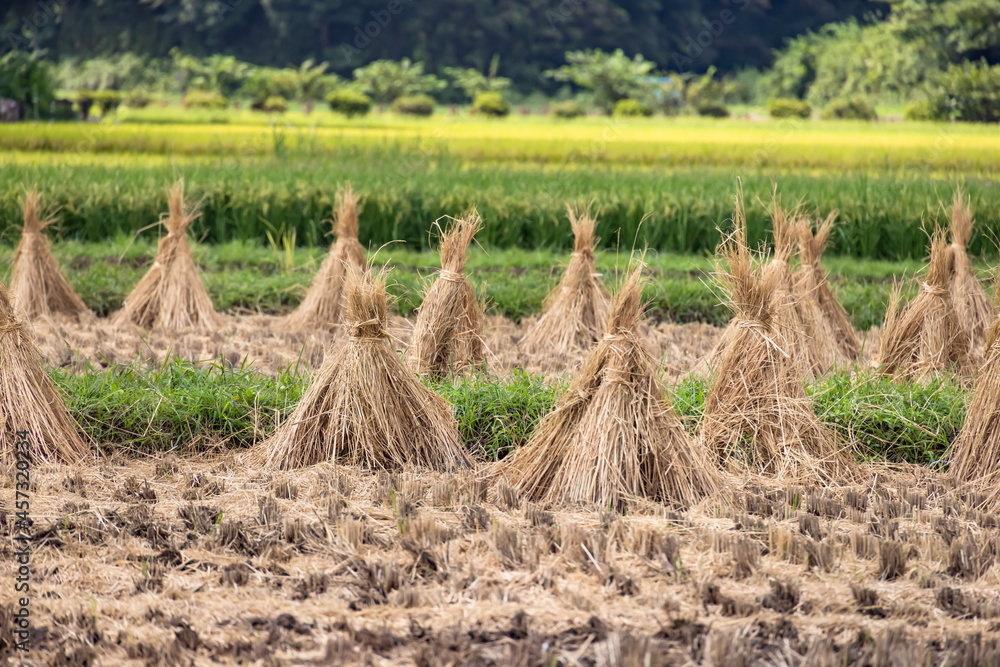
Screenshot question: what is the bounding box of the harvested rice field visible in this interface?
[3,126,1000,665]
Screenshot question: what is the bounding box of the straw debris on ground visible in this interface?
[499,266,720,509]
[284,184,367,331]
[874,230,970,379]
[946,189,995,354]
[9,188,91,320]
[252,265,469,471]
[407,212,486,377]
[700,193,858,483]
[112,180,220,332]
[0,281,89,469]
[522,205,610,355]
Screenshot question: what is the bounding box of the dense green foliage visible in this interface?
[51,358,967,466]
[1,0,878,91]
[821,97,878,121]
[391,94,435,116]
[1,151,996,261]
[326,89,372,117]
[768,98,811,118]
[471,92,510,117]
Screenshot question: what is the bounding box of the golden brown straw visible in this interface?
[284,184,366,331]
[522,205,610,355]
[252,265,469,471]
[700,192,858,483]
[947,188,995,354]
[0,282,89,469]
[9,189,91,319]
[874,229,969,379]
[794,212,861,362]
[499,265,721,509]
[949,314,1000,506]
[112,180,220,332]
[407,212,486,377]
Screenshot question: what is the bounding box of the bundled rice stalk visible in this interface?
[794,213,861,362]
[498,266,721,509]
[9,189,91,319]
[407,212,486,377]
[253,265,469,471]
[947,189,995,353]
[874,230,969,379]
[949,315,1000,505]
[701,194,858,483]
[522,205,610,355]
[0,282,89,468]
[700,197,821,377]
[284,184,367,331]
[112,180,220,332]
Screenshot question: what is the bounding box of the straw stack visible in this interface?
[253,265,469,471]
[112,180,220,332]
[874,230,969,378]
[947,189,995,354]
[407,213,486,377]
[522,205,610,355]
[284,184,366,331]
[794,213,861,362]
[9,189,90,319]
[499,266,721,509]
[700,193,857,483]
[0,281,89,468]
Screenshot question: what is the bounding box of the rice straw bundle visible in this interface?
[701,194,857,483]
[284,184,366,331]
[0,282,89,469]
[407,212,486,377]
[947,189,995,353]
[9,189,91,319]
[874,230,969,379]
[112,180,220,332]
[522,205,610,355]
[498,266,721,509]
[795,213,861,363]
[253,265,469,471]
[949,314,1000,505]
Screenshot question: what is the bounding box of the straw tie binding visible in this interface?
[922,282,949,298]
[0,322,23,336]
[349,318,386,341]
[439,270,464,283]
[736,318,791,359]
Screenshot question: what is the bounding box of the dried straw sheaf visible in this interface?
[407,213,486,377]
[284,184,367,331]
[701,196,858,483]
[0,282,89,469]
[9,189,91,319]
[795,213,861,363]
[949,315,1000,505]
[253,265,468,471]
[701,199,826,377]
[522,205,610,355]
[947,189,995,353]
[498,267,721,509]
[113,180,220,332]
[874,230,969,379]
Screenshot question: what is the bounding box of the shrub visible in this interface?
[184,90,229,110]
[613,98,652,117]
[821,97,877,120]
[768,98,811,119]
[77,90,121,117]
[471,91,510,117]
[258,95,288,113]
[392,94,435,116]
[124,89,153,109]
[550,99,585,119]
[326,89,372,118]
[697,103,729,118]
[930,61,1000,124]
[904,100,946,122]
